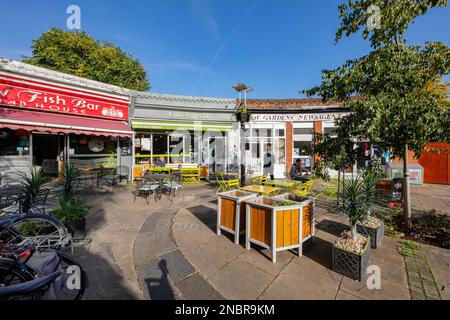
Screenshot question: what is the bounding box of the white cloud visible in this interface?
[188,0,220,41]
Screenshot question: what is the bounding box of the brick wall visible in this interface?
[313,121,322,163]
[285,122,293,172]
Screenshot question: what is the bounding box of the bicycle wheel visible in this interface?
[0,214,69,250]
[0,263,39,300]
[54,251,87,300]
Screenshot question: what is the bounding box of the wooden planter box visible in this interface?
[357,221,384,249]
[272,193,315,242]
[217,190,258,244]
[245,196,313,263]
[332,239,371,281]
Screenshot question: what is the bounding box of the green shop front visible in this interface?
[130,92,238,180]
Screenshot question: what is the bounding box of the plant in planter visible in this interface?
[332,178,371,281]
[62,163,81,199]
[357,167,385,249]
[53,197,90,238]
[15,167,46,213]
[235,105,250,122]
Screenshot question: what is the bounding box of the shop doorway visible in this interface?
[32,133,63,176]
[203,135,227,174]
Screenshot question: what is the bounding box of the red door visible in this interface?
[419,142,450,184]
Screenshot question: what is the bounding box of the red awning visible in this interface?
[0,107,132,137]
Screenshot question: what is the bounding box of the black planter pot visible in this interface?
[357,222,384,249]
[332,239,371,281]
[236,112,250,123]
[64,217,86,240]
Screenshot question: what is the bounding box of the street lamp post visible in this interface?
[233,83,253,185]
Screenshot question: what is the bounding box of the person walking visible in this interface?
[263,144,275,180]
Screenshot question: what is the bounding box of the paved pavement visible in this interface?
[411,184,450,216]
[74,182,449,300]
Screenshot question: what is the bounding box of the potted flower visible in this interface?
[53,197,90,239]
[235,105,250,123]
[357,167,385,249]
[332,178,371,281]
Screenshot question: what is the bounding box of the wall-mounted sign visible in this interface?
[88,138,105,153]
[168,111,209,120]
[0,77,129,120]
[250,112,350,122]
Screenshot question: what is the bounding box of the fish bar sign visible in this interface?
[0,82,128,120]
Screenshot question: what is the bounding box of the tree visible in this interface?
[304,0,450,228]
[23,28,150,91]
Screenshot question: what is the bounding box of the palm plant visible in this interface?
[361,167,383,216]
[15,167,46,213]
[62,163,80,199]
[341,177,369,241]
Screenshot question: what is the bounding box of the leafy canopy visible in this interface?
[23,28,150,91]
[305,0,450,159]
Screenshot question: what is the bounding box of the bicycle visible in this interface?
[0,239,87,300]
[0,213,72,250]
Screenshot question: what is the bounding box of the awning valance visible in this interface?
[131,119,233,131]
[0,107,132,137]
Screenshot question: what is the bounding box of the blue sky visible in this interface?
[1,0,449,99]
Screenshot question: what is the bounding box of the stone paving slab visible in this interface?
[173,193,450,300]
[176,273,225,300]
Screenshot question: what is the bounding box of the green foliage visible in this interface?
[53,197,90,223]
[314,131,357,171]
[313,160,331,181]
[15,167,46,213]
[276,201,298,207]
[305,1,450,158]
[361,166,383,207]
[335,0,448,49]
[399,240,421,251]
[23,28,149,91]
[62,163,80,199]
[341,178,369,226]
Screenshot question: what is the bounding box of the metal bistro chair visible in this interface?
[97,168,118,186]
[251,175,268,185]
[215,173,228,193]
[162,175,184,201]
[226,178,240,190]
[133,175,161,204]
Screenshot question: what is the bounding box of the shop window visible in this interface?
[293,128,314,135]
[252,128,272,137]
[293,141,312,157]
[274,138,286,165]
[152,133,168,156]
[0,129,30,156]
[169,134,184,164]
[276,129,285,137]
[70,135,116,156]
[324,127,338,136]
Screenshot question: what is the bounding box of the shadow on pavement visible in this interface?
[186,205,216,232]
[70,245,137,300]
[143,260,176,300]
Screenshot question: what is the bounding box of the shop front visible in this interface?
[0,58,132,183]
[130,92,237,179]
[246,99,350,178]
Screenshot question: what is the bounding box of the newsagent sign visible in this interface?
[0,77,129,120]
[250,112,350,122]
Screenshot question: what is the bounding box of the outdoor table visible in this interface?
[239,185,281,196]
[262,179,298,190]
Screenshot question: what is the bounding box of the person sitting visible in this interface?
[154,156,166,168]
[290,159,308,181]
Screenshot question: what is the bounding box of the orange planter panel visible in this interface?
[276,209,300,248]
[250,207,271,245]
[220,198,236,230]
[302,205,313,238]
